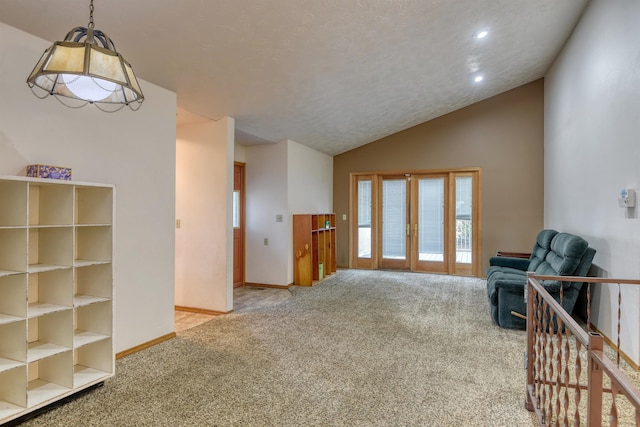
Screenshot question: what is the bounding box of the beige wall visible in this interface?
[333,80,544,274]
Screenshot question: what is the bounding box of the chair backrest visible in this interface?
[534,233,588,276]
[528,229,559,271]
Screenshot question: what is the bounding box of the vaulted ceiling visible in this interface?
[0,0,588,155]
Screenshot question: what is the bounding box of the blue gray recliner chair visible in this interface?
[486,229,596,329]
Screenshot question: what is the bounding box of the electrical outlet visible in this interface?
[342,214,347,220]
[264,238,269,245]
[176,219,181,228]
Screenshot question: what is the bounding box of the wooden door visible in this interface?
[411,174,449,273]
[233,163,245,287]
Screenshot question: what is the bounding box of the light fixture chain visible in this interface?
[89,0,95,29]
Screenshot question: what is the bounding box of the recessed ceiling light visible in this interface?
[473,28,489,39]
[474,75,484,83]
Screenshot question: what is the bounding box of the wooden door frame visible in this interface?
[233,162,246,287]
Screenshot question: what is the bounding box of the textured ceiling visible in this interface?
[0,0,588,155]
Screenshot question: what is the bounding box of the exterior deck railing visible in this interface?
[526,273,640,426]
[456,218,471,252]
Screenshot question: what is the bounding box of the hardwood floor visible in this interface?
[174,286,291,332]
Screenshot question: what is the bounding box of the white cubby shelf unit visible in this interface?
[0,176,114,424]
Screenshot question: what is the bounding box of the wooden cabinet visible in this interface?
[0,176,114,424]
[293,214,336,286]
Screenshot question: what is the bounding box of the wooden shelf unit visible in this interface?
[293,214,337,286]
[0,176,114,425]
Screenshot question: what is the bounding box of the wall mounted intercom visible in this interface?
[618,188,636,208]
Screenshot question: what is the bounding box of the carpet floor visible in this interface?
[20,269,535,426]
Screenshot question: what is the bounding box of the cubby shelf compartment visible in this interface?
[74,301,112,346]
[0,180,27,227]
[0,175,114,425]
[74,226,112,266]
[28,268,73,321]
[28,227,73,273]
[27,308,73,363]
[0,274,27,325]
[75,186,113,225]
[75,263,112,307]
[0,320,27,370]
[0,366,27,419]
[0,228,27,276]
[74,339,112,388]
[28,183,73,227]
[27,351,73,407]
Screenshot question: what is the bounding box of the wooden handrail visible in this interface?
[530,274,640,285]
[591,349,640,408]
[526,272,640,426]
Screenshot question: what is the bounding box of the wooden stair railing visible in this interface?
[525,273,640,426]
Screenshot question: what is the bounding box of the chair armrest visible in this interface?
[489,256,530,271]
[496,251,531,259]
[494,278,526,293]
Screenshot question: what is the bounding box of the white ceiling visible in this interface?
[0,0,588,155]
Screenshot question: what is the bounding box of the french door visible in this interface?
[351,169,480,276]
[379,176,410,270]
[412,174,448,273]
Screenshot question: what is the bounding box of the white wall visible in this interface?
[287,141,333,214]
[287,141,333,282]
[176,118,234,312]
[545,1,640,363]
[0,23,177,353]
[245,141,289,286]
[234,143,247,164]
[245,140,333,286]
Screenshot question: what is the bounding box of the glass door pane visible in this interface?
[413,175,447,273]
[232,191,240,228]
[418,178,444,261]
[357,180,372,258]
[379,178,409,269]
[455,176,472,265]
[452,172,477,276]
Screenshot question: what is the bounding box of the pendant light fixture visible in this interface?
[26,0,144,112]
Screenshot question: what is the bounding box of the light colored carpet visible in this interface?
[21,270,535,426]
